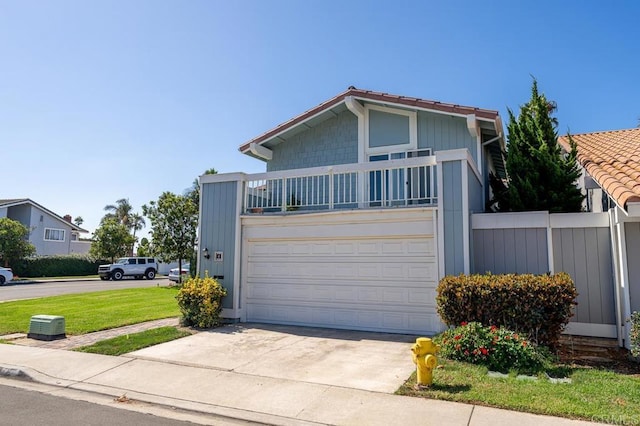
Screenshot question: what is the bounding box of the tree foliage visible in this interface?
[136,237,151,257]
[90,218,135,263]
[143,192,199,275]
[490,79,584,213]
[103,198,134,227]
[103,198,146,255]
[0,217,36,267]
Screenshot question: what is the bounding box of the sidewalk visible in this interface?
[0,333,600,426]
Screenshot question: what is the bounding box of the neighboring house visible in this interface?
[198,87,505,335]
[559,128,640,347]
[0,198,90,256]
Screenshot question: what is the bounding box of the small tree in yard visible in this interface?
[143,192,198,282]
[90,218,135,263]
[490,79,584,212]
[0,217,35,268]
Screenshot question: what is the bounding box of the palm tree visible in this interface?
[103,198,133,228]
[129,213,146,241]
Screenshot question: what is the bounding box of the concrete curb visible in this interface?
[0,365,320,426]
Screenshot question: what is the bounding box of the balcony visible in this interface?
[243,156,437,214]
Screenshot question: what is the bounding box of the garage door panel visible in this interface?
[244,212,440,334]
[247,259,437,282]
[246,303,441,334]
[247,282,436,307]
[248,238,435,257]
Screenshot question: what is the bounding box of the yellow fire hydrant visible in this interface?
[411,337,440,387]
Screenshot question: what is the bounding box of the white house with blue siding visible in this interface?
[198,87,505,335]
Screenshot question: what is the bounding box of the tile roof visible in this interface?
[558,128,640,210]
[239,87,501,153]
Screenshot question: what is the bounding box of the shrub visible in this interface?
[630,311,640,358]
[436,273,577,349]
[439,322,550,374]
[12,254,107,277]
[176,274,227,328]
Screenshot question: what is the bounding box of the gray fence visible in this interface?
[471,212,616,338]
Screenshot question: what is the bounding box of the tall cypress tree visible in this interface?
[490,80,584,213]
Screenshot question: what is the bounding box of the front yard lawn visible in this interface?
[0,287,180,335]
[397,359,640,425]
[74,326,192,356]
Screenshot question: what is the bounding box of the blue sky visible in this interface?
[2,0,638,238]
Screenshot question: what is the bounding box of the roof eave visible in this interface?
[239,88,501,156]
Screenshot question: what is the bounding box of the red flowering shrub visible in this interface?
[439,322,550,374]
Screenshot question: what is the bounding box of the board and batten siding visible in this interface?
[552,227,615,326]
[418,111,477,165]
[267,110,358,172]
[441,161,464,275]
[473,228,548,275]
[624,222,640,314]
[199,180,238,310]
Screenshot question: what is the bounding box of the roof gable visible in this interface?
[558,128,640,210]
[0,198,89,233]
[239,87,501,156]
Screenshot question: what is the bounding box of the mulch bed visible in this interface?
[558,336,640,376]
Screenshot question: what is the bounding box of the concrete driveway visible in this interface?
[128,323,419,393]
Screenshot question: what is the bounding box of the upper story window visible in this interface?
[365,104,417,154]
[44,228,65,242]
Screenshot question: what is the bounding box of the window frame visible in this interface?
[364,104,417,156]
[44,228,66,242]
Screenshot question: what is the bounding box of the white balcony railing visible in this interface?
[243,156,437,214]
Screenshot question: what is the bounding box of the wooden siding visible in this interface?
[625,222,640,313]
[417,111,477,164]
[473,228,548,275]
[200,181,238,309]
[553,227,615,325]
[442,161,464,274]
[267,110,358,172]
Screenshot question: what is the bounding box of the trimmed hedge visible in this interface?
[436,273,578,349]
[12,254,107,278]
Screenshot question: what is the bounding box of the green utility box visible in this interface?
[27,315,66,341]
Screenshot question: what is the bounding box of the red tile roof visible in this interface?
[239,87,500,153]
[558,128,640,210]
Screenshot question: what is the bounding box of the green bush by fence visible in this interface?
[12,254,106,277]
[436,273,578,349]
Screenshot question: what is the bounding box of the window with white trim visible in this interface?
[44,228,65,242]
[365,104,417,154]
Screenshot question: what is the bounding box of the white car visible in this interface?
[168,263,190,282]
[0,267,14,285]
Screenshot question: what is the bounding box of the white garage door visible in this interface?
[242,209,441,334]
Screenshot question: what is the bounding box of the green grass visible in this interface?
[0,287,180,335]
[74,326,192,356]
[397,359,640,425]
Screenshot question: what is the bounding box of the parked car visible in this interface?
[98,257,159,281]
[0,267,14,285]
[168,263,190,282]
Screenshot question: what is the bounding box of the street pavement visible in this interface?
[0,277,172,301]
[0,322,603,426]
